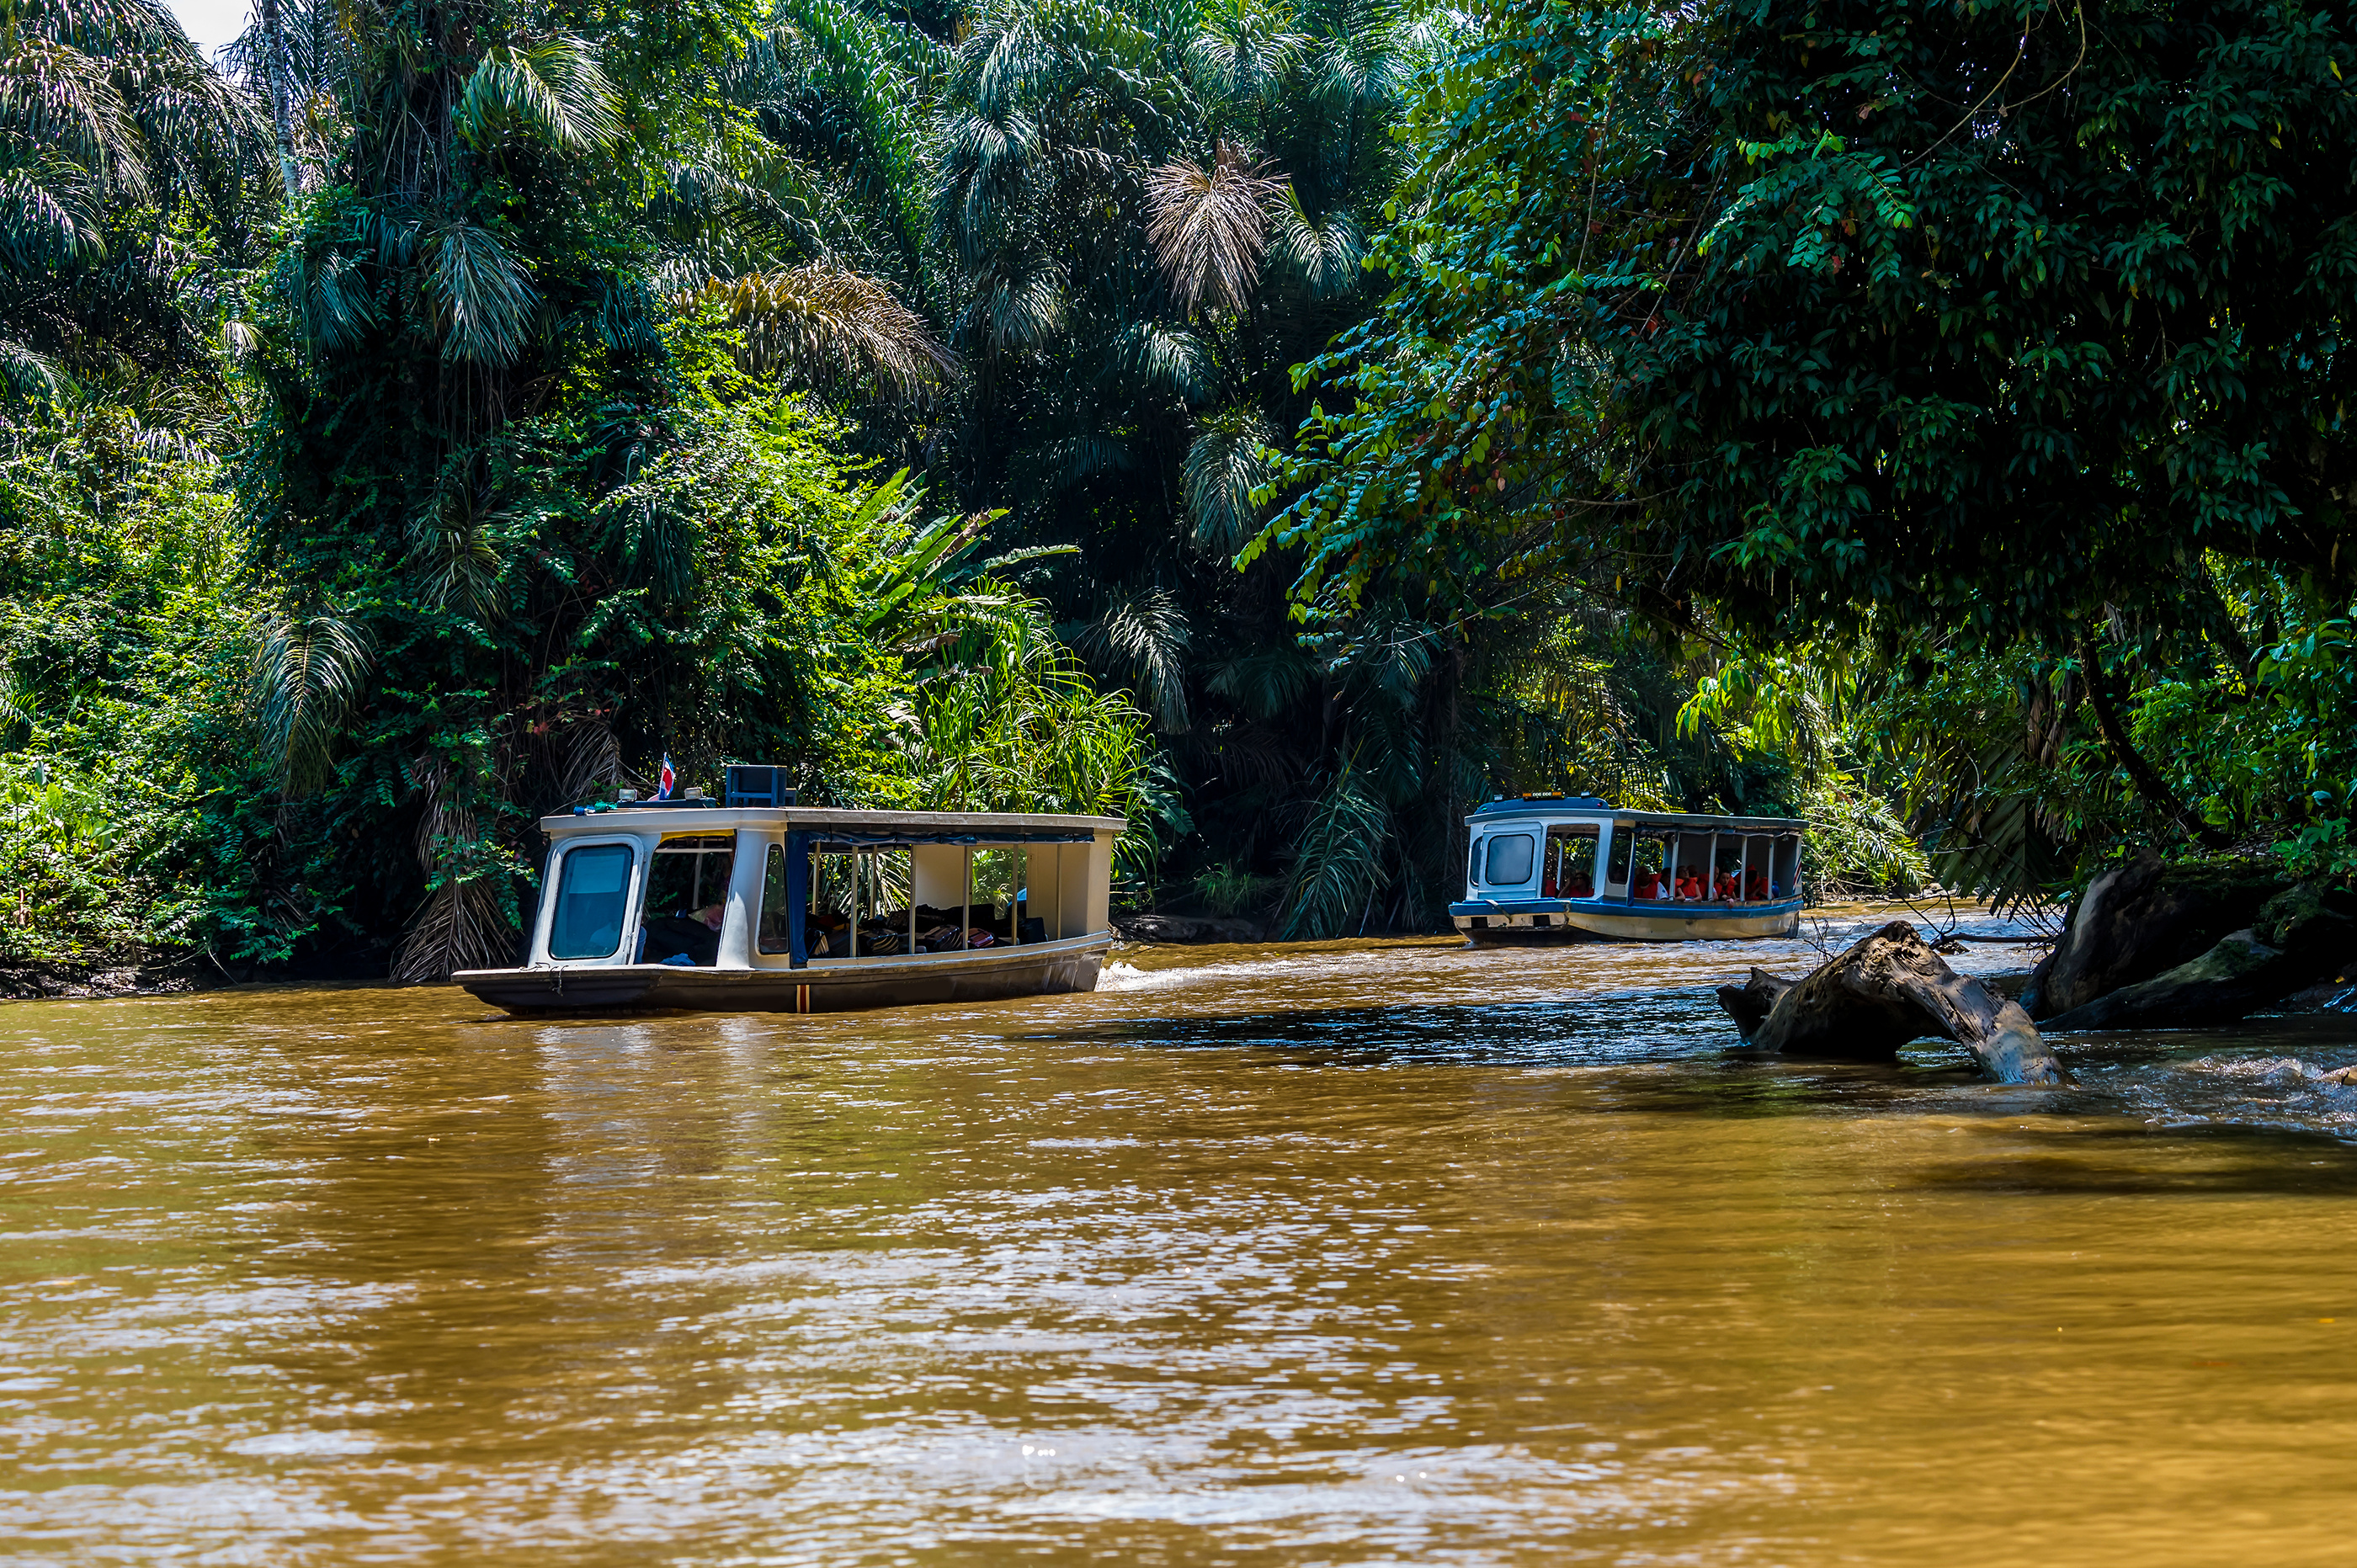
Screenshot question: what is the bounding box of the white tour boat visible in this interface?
[1450,795,1804,943]
[457,768,1122,1014]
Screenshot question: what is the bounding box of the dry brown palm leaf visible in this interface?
[394,876,517,981]
[1144,141,1290,316]
[695,263,955,402]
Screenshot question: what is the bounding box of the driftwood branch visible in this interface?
[1719,922,2065,1085]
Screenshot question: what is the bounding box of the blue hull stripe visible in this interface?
[1450,898,1803,920]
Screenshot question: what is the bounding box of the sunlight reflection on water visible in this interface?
[2,906,2354,1565]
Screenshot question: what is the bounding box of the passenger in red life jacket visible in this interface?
[1714,870,1738,901]
[1748,873,1771,901]
[1674,870,1705,900]
[1634,868,1667,900]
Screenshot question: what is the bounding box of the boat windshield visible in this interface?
[549,842,634,959]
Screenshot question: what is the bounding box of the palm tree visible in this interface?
[0,0,274,400]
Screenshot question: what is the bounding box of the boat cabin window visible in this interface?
[1606,827,1632,888]
[1541,826,1598,899]
[796,841,1033,960]
[1670,833,1713,901]
[1482,832,1535,887]
[971,845,1033,946]
[1626,833,1670,900]
[641,833,734,965]
[549,842,635,960]
[805,846,918,959]
[758,843,793,954]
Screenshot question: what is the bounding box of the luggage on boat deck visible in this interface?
[642,912,721,966]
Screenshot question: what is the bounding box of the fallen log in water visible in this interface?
[1714,968,1799,1039]
[1718,922,2066,1085]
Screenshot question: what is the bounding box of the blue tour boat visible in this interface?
[1450,795,1804,943]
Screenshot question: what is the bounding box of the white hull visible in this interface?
[1552,905,1800,941]
[1456,901,1801,943]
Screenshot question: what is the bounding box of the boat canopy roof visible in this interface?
[1465,797,1803,834]
[542,802,1124,842]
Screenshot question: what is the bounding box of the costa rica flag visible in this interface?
[656,754,676,800]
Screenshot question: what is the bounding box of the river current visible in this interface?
[3,906,2354,1565]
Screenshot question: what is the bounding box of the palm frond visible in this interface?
[0,160,105,267]
[1187,0,1310,104]
[1268,189,1363,298]
[1082,584,1193,732]
[1279,759,1392,938]
[697,263,955,401]
[1030,428,1136,490]
[273,243,376,353]
[1144,140,1290,315]
[427,220,537,365]
[963,256,1065,354]
[406,481,513,617]
[252,611,371,795]
[456,37,619,153]
[0,33,146,204]
[1116,319,1211,402]
[1184,410,1277,550]
[1206,646,1317,719]
[0,336,70,401]
[393,876,516,981]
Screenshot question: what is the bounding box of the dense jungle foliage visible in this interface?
[0,0,2345,977]
[1276,0,2356,907]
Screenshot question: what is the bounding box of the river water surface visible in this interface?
[4,909,2356,1565]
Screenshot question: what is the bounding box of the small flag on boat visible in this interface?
[656,754,676,800]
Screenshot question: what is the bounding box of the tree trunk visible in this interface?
[2077,635,2230,848]
[259,0,301,197]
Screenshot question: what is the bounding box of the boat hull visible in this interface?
[1450,899,1801,943]
[455,934,1111,1015]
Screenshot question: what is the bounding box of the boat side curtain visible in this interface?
[785,830,811,968]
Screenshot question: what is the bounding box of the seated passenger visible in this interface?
[1634,869,1666,900]
[1674,871,1703,900]
[1747,873,1770,901]
[1714,871,1737,901]
[642,901,724,965]
[1541,870,1559,898]
[803,909,849,956]
[1567,875,1594,898]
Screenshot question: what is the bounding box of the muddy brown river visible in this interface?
[4,908,2355,1564]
